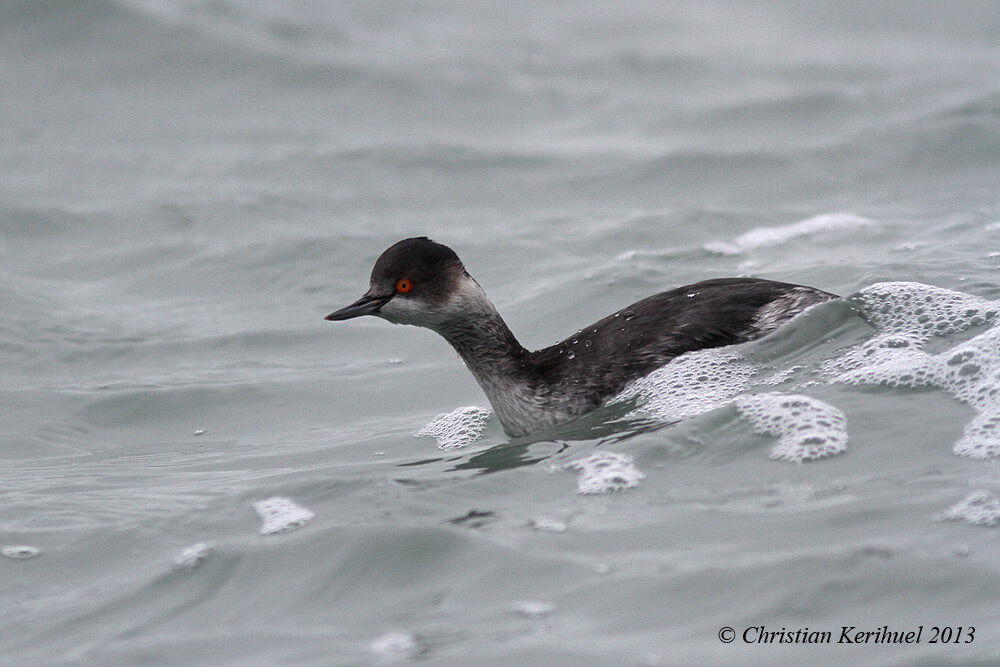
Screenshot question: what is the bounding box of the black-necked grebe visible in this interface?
[326,237,837,436]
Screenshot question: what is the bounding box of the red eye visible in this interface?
[395,278,413,293]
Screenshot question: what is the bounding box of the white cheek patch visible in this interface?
[377,297,429,325]
[377,276,493,328]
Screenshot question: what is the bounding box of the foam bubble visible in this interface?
[703,213,874,254]
[936,491,1000,526]
[511,601,556,618]
[848,282,999,340]
[613,348,756,422]
[836,324,1000,458]
[821,332,930,379]
[826,282,1000,458]
[894,241,931,252]
[734,393,848,462]
[369,631,422,661]
[702,241,742,255]
[566,451,645,494]
[529,517,568,532]
[1,545,40,560]
[415,406,491,450]
[955,412,1000,459]
[253,497,315,535]
[612,347,798,423]
[613,348,847,462]
[173,542,213,570]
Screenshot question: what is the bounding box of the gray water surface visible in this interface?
[3,1,1000,664]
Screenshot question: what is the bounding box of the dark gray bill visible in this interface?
[325,293,391,320]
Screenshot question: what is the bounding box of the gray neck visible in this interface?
[430,282,567,436]
[435,299,530,388]
[418,276,585,437]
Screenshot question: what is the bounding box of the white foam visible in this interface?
[821,332,930,379]
[824,282,1000,457]
[567,451,645,494]
[613,348,757,422]
[613,348,847,462]
[836,319,1000,458]
[529,517,568,532]
[510,601,556,618]
[173,542,213,570]
[253,497,315,535]
[734,393,848,462]
[415,406,491,450]
[369,631,422,661]
[847,282,999,340]
[937,491,1000,526]
[955,412,1000,459]
[702,241,742,255]
[704,213,874,254]
[1,545,40,560]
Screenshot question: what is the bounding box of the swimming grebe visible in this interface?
[325,237,837,437]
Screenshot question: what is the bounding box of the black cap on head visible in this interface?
[325,237,465,321]
[369,237,463,287]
